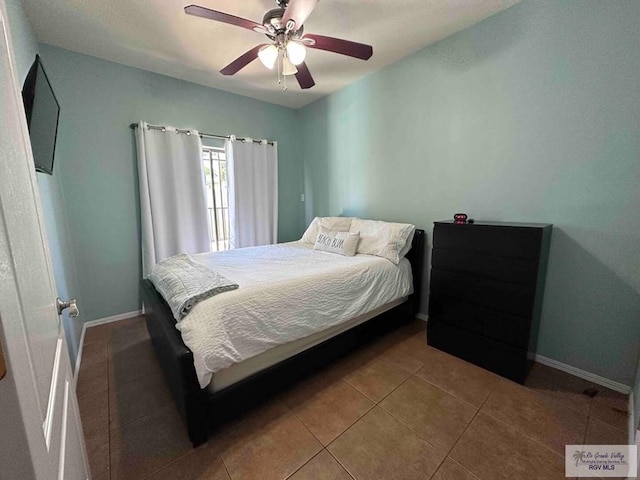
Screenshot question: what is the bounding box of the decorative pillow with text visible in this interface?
[301,216,353,244]
[313,227,360,256]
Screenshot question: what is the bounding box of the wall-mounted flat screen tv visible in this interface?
[22,55,60,175]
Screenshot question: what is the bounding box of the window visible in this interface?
[202,147,230,251]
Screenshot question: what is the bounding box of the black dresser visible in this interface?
[427,220,552,383]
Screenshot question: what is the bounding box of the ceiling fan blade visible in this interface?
[282,0,319,31]
[303,34,372,60]
[185,5,264,33]
[220,44,268,76]
[295,62,315,89]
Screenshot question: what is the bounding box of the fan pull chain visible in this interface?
[282,49,288,91]
[277,48,282,87]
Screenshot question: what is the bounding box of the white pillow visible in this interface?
[301,216,352,244]
[314,227,360,256]
[399,229,416,258]
[349,219,416,264]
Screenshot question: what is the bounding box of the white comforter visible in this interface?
[176,241,413,388]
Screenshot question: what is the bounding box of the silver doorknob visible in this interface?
[57,298,79,318]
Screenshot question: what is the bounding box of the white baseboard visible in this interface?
[409,316,629,396]
[73,326,87,380]
[82,309,143,329]
[535,354,631,394]
[73,309,143,382]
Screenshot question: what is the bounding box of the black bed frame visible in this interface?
[141,229,425,446]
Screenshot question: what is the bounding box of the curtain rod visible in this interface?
[129,123,275,146]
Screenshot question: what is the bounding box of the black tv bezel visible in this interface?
[22,54,60,175]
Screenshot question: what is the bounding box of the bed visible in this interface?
[141,228,425,446]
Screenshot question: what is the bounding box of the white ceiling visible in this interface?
[22,0,519,109]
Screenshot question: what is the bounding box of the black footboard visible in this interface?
[141,280,210,446]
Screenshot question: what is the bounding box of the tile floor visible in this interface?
[76,316,630,480]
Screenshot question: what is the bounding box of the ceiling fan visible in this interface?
[184,0,373,90]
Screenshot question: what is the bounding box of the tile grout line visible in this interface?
[410,369,486,411]
[324,446,358,480]
[581,415,589,446]
[479,382,606,458]
[137,443,205,480]
[325,370,441,478]
[275,398,327,477]
[586,413,630,434]
[138,436,232,480]
[375,400,446,458]
[319,341,444,469]
[233,397,337,480]
[412,365,498,411]
[278,393,315,433]
[426,384,497,480]
[106,373,174,431]
[583,395,595,445]
[324,375,445,480]
[344,356,422,406]
[293,340,465,477]
[477,404,570,461]
[372,369,476,475]
[219,453,234,480]
[444,457,481,480]
[282,344,410,456]
[444,375,498,462]
[479,382,629,459]
[287,378,377,449]
[283,448,329,480]
[525,386,592,417]
[587,392,631,434]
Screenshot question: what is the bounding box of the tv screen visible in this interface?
[22,55,60,175]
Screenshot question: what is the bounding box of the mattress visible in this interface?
[176,241,413,388]
[207,297,406,393]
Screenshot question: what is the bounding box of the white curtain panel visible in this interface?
[136,121,210,277]
[226,137,278,248]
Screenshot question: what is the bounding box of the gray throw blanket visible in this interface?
[149,253,239,320]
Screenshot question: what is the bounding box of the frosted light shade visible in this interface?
[258,45,278,69]
[286,41,306,66]
[282,56,298,76]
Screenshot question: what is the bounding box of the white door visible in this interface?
[0,5,90,480]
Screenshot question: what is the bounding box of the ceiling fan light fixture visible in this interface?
[258,44,279,69]
[282,56,298,75]
[186,0,373,90]
[286,40,306,66]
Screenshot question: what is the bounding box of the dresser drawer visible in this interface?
[429,296,531,348]
[433,223,542,260]
[427,319,529,383]
[428,296,483,334]
[431,248,538,287]
[482,309,531,349]
[430,269,535,318]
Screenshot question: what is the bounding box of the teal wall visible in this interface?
[300,0,640,386]
[4,0,83,363]
[37,44,303,337]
